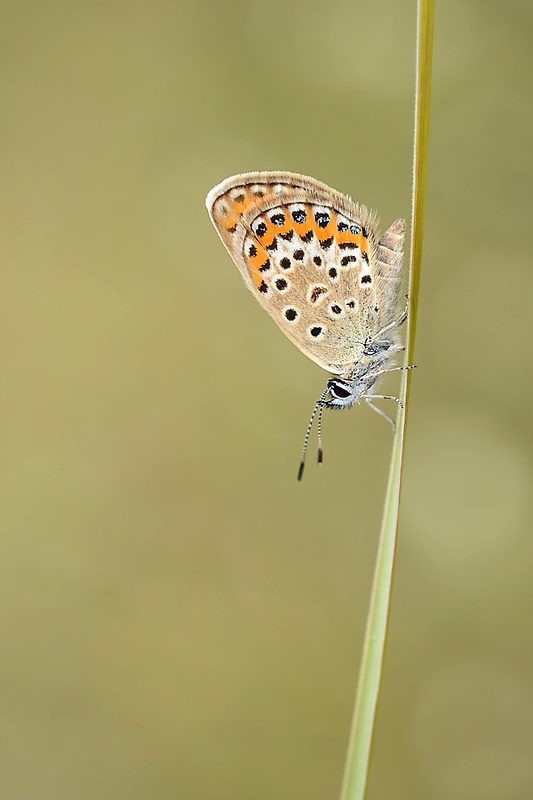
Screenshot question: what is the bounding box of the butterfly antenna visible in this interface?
[297,389,328,481]
[317,404,324,467]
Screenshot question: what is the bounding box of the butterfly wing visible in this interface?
[206,172,404,375]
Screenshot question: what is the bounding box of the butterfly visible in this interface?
[206,172,411,479]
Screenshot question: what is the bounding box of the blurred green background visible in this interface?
[2,1,533,798]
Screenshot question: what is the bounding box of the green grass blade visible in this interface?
[338,2,434,799]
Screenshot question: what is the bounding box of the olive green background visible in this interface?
[2,1,533,799]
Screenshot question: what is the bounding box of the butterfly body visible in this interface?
[206,172,409,473]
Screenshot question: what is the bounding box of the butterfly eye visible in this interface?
[327,380,351,399]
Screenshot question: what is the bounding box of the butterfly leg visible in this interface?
[364,398,397,431]
[392,293,410,327]
[368,393,404,408]
[367,364,417,380]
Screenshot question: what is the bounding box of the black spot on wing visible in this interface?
[314,211,330,228]
[341,255,357,267]
[310,286,327,303]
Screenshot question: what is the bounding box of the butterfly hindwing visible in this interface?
[206,172,404,374]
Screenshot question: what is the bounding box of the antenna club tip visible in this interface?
[317,448,323,466]
[297,462,305,481]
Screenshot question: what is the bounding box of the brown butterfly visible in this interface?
[206,172,412,478]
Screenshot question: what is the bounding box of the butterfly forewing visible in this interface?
[206,172,404,374]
